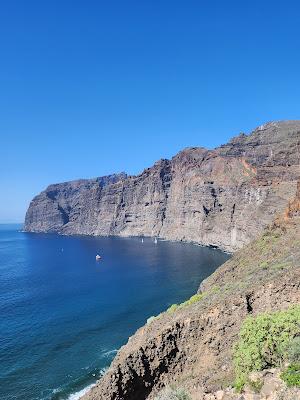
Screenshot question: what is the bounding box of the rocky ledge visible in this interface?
[24,120,300,252]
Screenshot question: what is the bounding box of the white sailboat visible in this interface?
[154,237,158,244]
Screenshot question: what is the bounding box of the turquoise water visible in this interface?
[0,224,229,400]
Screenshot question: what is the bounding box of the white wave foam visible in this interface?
[103,348,118,357]
[67,383,96,400]
[67,368,108,400]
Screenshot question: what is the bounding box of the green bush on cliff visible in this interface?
[234,306,300,391]
[167,293,204,314]
[281,363,300,387]
[286,337,300,363]
[167,304,179,313]
[247,377,263,393]
[184,293,204,306]
[280,363,300,387]
[154,386,191,400]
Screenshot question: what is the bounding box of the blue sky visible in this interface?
[1,0,300,222]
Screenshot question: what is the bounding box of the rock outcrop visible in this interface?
[24,121,300,252]
[155,368,300,400]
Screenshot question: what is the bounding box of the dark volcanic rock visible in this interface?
[24,121,300,251]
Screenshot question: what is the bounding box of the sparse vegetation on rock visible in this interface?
[234,306,300,390]
[167,293,205,313]
[281,363,300,387]
[286,336,300,363]
[154,386,191,400]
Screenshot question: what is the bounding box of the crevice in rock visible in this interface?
[231,203,236,222]
[245,293,253,313]
[116,366,125,399]
[157,162,172,235]
[203,205,210,216]
[58,205,69,224]
[46,190,58,201]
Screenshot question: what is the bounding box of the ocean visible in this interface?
[0,224,229,400]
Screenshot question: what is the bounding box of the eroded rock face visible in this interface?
[24,121,300,251]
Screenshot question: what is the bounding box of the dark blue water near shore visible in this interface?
[0,224,229,400]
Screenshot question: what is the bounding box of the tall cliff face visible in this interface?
[81,185,300,400]
[24,121,300,251]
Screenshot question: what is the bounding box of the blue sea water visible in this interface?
[0,224,229,400]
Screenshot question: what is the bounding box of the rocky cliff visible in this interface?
[24,121,300,252]
[82,180,300,400]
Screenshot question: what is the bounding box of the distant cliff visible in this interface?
[24,120,300,252]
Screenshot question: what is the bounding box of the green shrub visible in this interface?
[247,377,263,393]
[260,261,268,269]
[286,337,300,363]
[167,304,179,313]
[234,306,300,390]
[271,262,290,271]
[154,386,191,400]
[182,293,204,306]
[167,293,204,314]
[281,363,300,387]
[171,387,191,400]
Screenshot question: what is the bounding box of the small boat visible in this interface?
[141,238,144,243]
[96,254,101,261]
[154,237,158,244]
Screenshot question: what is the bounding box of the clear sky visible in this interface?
[1,0,300,222]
